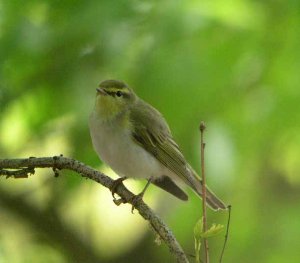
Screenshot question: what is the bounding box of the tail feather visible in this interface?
[152,176,188,201]
[151,170,227,211]
[188,169,227,211]
[199,182,227,211]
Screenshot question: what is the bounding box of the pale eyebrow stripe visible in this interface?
[105,90,130,98]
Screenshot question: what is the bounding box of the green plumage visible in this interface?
[130,99,226,210]
[90,80,227,210]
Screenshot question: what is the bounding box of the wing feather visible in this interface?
[130,100,192,183]
[129,100,227,210]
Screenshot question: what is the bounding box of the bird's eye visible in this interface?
[116,91,122,97]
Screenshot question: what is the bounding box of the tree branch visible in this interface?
[0,156,189,263]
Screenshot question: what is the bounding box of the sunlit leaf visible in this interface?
[193,217,203,241]
[201,223,224,238]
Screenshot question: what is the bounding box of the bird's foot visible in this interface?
[110,177,127,206]
[129,178,153,213]
[113,197,126,206]
[110,177,127,199]
[129,192,144,214]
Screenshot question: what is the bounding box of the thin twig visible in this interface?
[219,205,231,262]
[200,121,209,263]
[0,156,189,263]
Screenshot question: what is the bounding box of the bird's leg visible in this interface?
[110,176,127,199]
[130,177,153,213]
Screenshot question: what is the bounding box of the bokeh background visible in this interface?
[1,0,300,262]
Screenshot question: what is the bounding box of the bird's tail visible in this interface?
[188,169,227,211]
[198,181,227,211]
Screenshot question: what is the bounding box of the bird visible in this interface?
[89,79,227,211]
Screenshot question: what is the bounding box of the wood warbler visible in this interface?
[89,80,226,210]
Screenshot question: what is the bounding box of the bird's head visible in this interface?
[94,79,136,120]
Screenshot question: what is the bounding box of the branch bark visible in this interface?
[0,156,189,263]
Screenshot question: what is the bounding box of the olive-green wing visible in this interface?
[130,100,192,185]
[130,100,227,210]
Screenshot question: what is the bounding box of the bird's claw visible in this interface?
[110,177,127,198]
[129,193,144,214]
[113,197,126,206]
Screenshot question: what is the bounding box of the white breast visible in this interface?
[89,112,168,179]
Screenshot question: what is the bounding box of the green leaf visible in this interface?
[193,217,203,241]
[201,224,224,238]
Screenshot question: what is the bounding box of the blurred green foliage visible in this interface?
[1,0,300,262]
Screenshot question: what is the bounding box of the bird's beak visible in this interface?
[96,87,107,96]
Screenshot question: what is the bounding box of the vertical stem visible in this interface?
[200,121,209,263]
[219,205,231,262]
